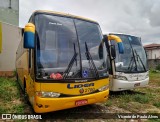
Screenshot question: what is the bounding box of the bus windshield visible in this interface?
[35,14,108,79]
[112,34,148,73]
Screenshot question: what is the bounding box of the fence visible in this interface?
[0,22,22,76]
[148,59,160,69]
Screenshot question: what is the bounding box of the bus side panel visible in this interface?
[16,51,29,90]
[26,75,34,105]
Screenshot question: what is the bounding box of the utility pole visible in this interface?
[8,0,12,9]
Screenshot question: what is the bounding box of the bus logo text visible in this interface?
[67,83,94,89]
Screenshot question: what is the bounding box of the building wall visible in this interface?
[0,0,19,10]
[0,0,19,26]
[146,49,160,59]
[0,22,22,76]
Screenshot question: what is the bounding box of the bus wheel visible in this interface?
[24,79,29,103]
[16,73,19,82]
[23,79,33,112]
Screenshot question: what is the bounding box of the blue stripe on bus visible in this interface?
[24,32,35,48]
[118,42,124,54]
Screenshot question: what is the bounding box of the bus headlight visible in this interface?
[114,75,127,80]
[145,72,149,78]
[98,85,109,92]
[36,91,61,98]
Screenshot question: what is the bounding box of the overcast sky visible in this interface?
[19,0,160,45]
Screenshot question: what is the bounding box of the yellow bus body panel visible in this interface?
[16,51,28,87]
[40,79,108,95]
[34,88,109,113]
[32,78,109,113]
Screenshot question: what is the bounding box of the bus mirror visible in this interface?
[103,35,109,48]
[98,42,103,59]
[24,23,35,49]
[111,45,116,59]
[117,42,124,54]
[107,35,124,54]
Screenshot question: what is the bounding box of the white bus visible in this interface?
[106,33,149,91]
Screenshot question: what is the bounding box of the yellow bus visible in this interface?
[16,10,120,113]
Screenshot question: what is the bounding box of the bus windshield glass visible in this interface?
[35,14,108,79]
[112,34,148,73]
[75,19,108,79]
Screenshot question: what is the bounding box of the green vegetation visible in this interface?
[156,64,160,71]
[153,102,160,108]
[0,77,25,113]
[132,94,150,104]
[104,100,112,107]
[105,71,160,114]
[149,71,160,86]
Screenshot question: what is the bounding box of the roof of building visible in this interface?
[144,43,160,48]
[144,43,160,50]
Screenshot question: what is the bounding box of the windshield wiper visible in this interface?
[127,40,138,71]
[63,43,78,79]
[85,42,99,79]
[134,49,146,72]
[128,56,136,71]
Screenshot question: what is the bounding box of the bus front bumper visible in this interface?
[110,77,149,91]
[33,89,109,113]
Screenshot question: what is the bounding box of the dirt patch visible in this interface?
[107,106,131,113]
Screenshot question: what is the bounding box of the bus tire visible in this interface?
[23,79,34,113]
[24,79,29,104]
[16,73,19,82]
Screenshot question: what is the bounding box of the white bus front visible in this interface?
[108,34,149,91]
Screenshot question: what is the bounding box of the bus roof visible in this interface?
[32,10,98,24]
[107,33,139,38]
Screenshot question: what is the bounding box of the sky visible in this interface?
[19,0,160,45]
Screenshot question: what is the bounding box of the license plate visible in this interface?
[134,83,140,87]
[75,99,88,106]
